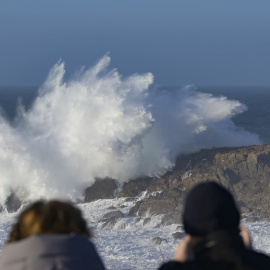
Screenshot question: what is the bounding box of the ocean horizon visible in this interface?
[1,85,269,143]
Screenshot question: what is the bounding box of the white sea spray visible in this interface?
[0,55,261,204]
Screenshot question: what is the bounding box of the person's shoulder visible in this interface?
[242,249,270,269]
[158,261,200,270]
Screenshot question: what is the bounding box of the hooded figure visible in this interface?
[0,200,106,270]
[158,181,270,270]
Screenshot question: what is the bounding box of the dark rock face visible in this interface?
[83,144,270,226]
[129,195,178,217]
[102,210,124,220]
[130,145,270,224]
[2,144,270,225]
[117,177,153,197]
[176,145,270,219]
[84,178,118,202]
[143,217,151,226]
[172,232,185,240]
[99,210,125,229]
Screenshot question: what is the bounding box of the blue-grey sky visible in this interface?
[1,1,270,87]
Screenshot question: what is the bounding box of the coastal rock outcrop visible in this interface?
[3,144,270,225]
[84,144,270,224]
[84,178,118,202]
[99,210,126,229]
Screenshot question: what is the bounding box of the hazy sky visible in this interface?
[1,1,270,87]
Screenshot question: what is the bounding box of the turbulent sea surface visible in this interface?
[1,195,270,269]
[0,56,270,268]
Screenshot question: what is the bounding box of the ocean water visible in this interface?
[0,56,270,268]
[0,87,38,121]
[200,86,270,144]
[1,86,269,143]
[1,194,270,269]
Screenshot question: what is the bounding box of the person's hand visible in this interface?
[239,225,252,250]
[174,235,194,262]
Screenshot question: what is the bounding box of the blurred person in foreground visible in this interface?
[159,181,270,270]
[0,200,106,270]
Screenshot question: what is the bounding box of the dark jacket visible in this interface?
[0,234,106,270]
[159,231,270,270]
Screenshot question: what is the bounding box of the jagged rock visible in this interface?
[172,232,185,240]
[160,214,174,226]
[244,217,259,222]
[143,217,151,226]
[135,217,142,223]
[99,210,125,229]
[83,144,270,224]
[152,237,167,245]
[102,210,124,220]
[84,178,118,202]
[148,178,167,192]
[170,145,270,221]
[129,196,177,217]
[117,177,152,197]
[224,169,241,185]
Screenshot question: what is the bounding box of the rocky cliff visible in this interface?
[85,144,270,225]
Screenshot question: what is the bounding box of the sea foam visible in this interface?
[0,55,261,205]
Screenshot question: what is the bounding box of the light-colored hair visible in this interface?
[8,200,91,242]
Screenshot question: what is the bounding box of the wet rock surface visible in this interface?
[3,144,270,224]
[172,232,185,240]
[99,210,125,229]
[117,177,153,198]
[152,237,167,245]
[84,144,270,224]
[84,178,118,202]
[101,210,125,220]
